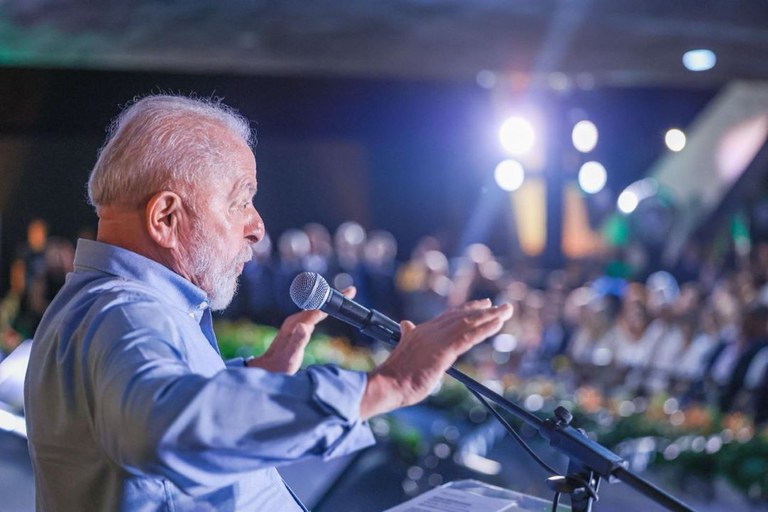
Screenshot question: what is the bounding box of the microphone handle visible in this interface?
[361,309,401,345]
[324,290,401,345]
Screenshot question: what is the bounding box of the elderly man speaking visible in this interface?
[24,95,512,511]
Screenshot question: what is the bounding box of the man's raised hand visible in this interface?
[361,299,513,419]
[246,286,356,374]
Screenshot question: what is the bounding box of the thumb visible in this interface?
[400,320,416,334]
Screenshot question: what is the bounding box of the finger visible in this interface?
[341,286,357,300]
[292,309,327,326]
[400,320,416,334]
[456,303,513,327]
[455,316,507,351]
[453,298,493,312]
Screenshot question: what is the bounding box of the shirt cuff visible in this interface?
[306,365,368,422]
[306,365,375,459]
[224,357,248,368]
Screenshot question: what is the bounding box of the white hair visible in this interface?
[87,94,254,210]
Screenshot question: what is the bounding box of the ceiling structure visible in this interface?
[1,0,767,272]
[0,0,767,88]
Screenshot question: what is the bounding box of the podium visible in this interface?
[384,479,568,512]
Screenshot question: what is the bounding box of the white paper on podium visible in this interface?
[384,487,516,512]
[384,480,558,512]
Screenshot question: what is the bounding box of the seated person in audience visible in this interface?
[719,302,768,415]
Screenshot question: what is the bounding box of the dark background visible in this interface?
[0,66,716,294]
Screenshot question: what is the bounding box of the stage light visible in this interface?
[494,159,525,191]
[571,120,598,153]
[617,189,639,214]
[617,178,658,215]
[665,128,686,151]
[578,161,607,194]
[683,49,716,71]
[499,116,535,155]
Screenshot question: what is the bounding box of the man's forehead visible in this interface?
[222,132,257,190]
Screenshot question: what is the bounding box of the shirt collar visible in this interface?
[73,238,210,316]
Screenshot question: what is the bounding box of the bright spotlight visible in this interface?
[682,49,716,72]
[617,178,658,214]
[494,160,525,191]
[617,189,639,214]
[499,116,535,155]
[572,120,598,153]
[665,128,686,152]
[578,161,607,194]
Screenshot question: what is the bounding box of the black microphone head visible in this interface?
[290,272,331,310]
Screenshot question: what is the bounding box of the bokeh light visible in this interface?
[618,189,639,214]
[571,120,599,153]
[665,128,686,151]
[617,178,658,214]
[475,70,497,89]
[494,159,525,191]
[492,333,518,353]
[499,116,535,155]
[578,161,607,194]
[682,49,716,71]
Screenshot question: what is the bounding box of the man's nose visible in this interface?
[246,207,265,244]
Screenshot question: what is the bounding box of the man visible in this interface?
[24,95,512,511]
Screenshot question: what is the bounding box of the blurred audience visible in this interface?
[717,302,768,417]
[18,218,49,292]
[396,237,452,324]
[0,260,25,356]
[2,221,74,343]
[2,217,768,426]
[362,230,400,318]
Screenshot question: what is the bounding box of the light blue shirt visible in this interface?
[24,239,375,511]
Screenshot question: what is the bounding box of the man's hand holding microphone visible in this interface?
[289,272,513,420]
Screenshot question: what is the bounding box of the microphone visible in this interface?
[290,272,401,345]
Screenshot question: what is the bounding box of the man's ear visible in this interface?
[145,191,188,249]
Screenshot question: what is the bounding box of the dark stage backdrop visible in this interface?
[0,67,714,294]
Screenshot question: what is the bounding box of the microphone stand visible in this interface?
[361,309,695,512]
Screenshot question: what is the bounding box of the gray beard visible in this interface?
[188,222,250,311]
